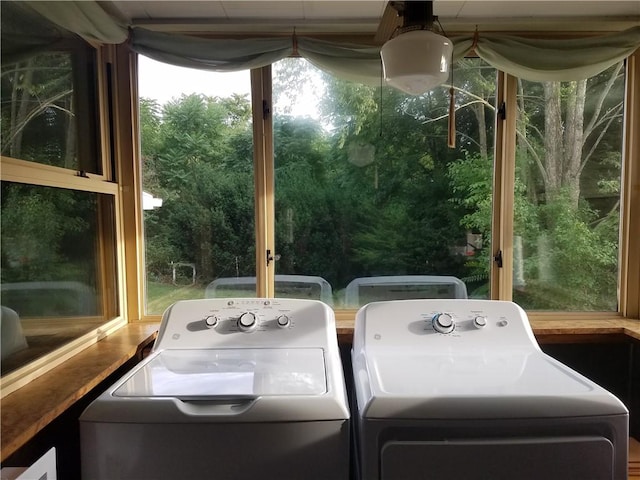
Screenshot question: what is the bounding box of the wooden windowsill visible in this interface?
[0,323,158,462]
[2,318,640,463]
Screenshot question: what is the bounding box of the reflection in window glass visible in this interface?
[0,49,99,172]
[513,63,624,310]
[138,58,254,314]
[273,58,496,307]
[0,182,116,374]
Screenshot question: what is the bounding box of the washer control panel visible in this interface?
[155,298,334,350]
[353,299,538,353]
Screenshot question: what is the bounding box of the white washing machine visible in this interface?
[80,298,350,479]
[352,299,628,480]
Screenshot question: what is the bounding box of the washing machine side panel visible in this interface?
[80,420,350,480]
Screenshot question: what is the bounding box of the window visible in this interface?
[136,50,639,319]
[513,63,625,311]
[0,183,118,375]
[139,57,254,314]
[1,47,100,173]
[0,38,119,385]
[272,58,497,307]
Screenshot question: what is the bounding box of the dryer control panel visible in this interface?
[154,298,336,350]
[353,299,539,354]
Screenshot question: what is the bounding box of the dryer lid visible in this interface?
[113,348,327,399]
[368,350,582,396]
[359,350,627,418]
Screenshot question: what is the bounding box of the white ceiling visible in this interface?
[103,1,640,35]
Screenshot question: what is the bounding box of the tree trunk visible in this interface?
[9,59,35,158]
[542,80,587,208]
[64,94,76,169]
[562,80,586,209]
[472,102,488,159]
[543,81,563,199]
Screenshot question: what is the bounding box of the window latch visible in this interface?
[266,249,280,266]
[263,100,271,120]
[497,102,506,120]
[494,250,503,268]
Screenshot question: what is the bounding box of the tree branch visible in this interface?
[515,128,548,186]
[583,62,623,140]
[579,103,623,177]
[420,99,488,124]
[1,89,73,154]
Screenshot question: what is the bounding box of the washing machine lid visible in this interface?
[113,348,327,399]
[360,349,627,418]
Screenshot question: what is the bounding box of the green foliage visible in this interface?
[139,98,162,159]
[446,153,494,285]
[145,281,206,314]
[1,184,96,284]
[513,191,618,310]
[139,58,622,312]
[141,93,256,284]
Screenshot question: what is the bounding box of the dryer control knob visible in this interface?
[276,314,290,328]
[432,313,455,334]
[237,312,258,332]
[204,315,219,328]
[473,315,487,329]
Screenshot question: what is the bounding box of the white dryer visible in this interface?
[352,299,628,480]
[81,298,350,479]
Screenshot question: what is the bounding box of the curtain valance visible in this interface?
[7,1,640,84]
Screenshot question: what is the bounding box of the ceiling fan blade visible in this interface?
[374,1,403,44]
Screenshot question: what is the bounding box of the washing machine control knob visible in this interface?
[432,313,455,334]
[473,315,487,329]
[204,315,219,328]
[276,314,291,328]
[237,312,258,332]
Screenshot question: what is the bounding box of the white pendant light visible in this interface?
[380,1,453,95]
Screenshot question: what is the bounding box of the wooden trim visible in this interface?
[0,323,157,462]
[0,317,126,398]
[264,68,276,297]
[490,72,517,300]
[251,67,275,297]
[112,44,145,322]
[490,71,505,299]
[0,156,118,195]
[620,49,640,319]
[96,46,113,181]
[528,311,624,321]
[95,46,121,319]
[128,51,147,321]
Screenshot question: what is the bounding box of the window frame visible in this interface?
[619,49,640,319]
[131,47,640,323]
[0,43,128,396]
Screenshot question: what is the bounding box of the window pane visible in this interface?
[0,47,100,173]
[273,58,496,308]
[0,182,118,375]
[139,57,254,314]
[513,63,624,310]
